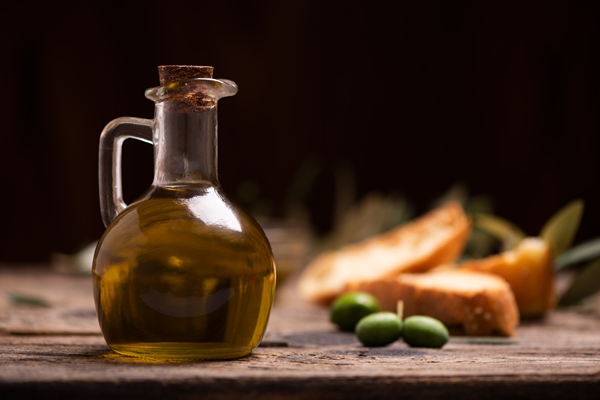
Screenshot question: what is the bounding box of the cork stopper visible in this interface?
[155,65,216,110]
[158,65,214,86]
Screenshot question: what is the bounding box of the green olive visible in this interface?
[355,311,403,347]
[402,315,449,348]
[330,291,381,332]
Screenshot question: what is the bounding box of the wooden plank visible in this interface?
[1,266,600,399]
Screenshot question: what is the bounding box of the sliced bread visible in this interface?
[298,201,471,305]
[348,268,519,336]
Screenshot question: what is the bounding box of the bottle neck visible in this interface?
[152,102,219,186]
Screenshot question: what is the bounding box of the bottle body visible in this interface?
[93,68,275,360]
[93,184,276,360]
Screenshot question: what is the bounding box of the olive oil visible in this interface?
[93,185,276,360]
[95,66,275,360]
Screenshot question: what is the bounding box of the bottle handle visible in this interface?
[98,117,153,227]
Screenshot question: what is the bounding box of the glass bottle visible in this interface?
[92,66,276,360]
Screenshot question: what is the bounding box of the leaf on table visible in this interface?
[540,199,584,258]
[558,257,600,306]
[449,337,519,345]
[6,292,51,308]
[471,213,526,251]
[555,236,600,271]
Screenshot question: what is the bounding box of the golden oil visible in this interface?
[93,185,276,360]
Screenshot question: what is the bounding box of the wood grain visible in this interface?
[1,266,599,399]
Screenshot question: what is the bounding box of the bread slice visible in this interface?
[347,269,519,336]
[459,237,555,318]
[298,201,471,305]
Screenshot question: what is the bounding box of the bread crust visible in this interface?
[298,202,471,305]
[459,237,555,318]
[348,269,520,336]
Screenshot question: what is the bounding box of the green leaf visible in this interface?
[472,213,526,251]
[463,229,500,260]
[558,257,600,306]
[555,237,600,271]
[6,292,51,308]
[449,337,519,345]
[540,199,584,257]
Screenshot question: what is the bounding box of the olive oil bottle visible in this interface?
[93,66,276,360]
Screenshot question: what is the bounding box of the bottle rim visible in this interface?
[144,78,238,103]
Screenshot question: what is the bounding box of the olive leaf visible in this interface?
[555,237,600,271]
[6,292,51,307]
[471,213,526,251]
[558,257,600,306]
[462,229,499,260]
[449,337,518,345]
[540,199,584,258]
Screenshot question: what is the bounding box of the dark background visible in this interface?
[0,0,598,263]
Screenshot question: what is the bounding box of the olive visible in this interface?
[355,312,403,347]
[402,315,449,348]
[330,291,381,332]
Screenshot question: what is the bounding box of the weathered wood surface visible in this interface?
[1,265,600,399]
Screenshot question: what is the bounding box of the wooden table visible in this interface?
[1,265,599,399]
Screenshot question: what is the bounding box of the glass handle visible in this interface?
[98,117,153,227]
